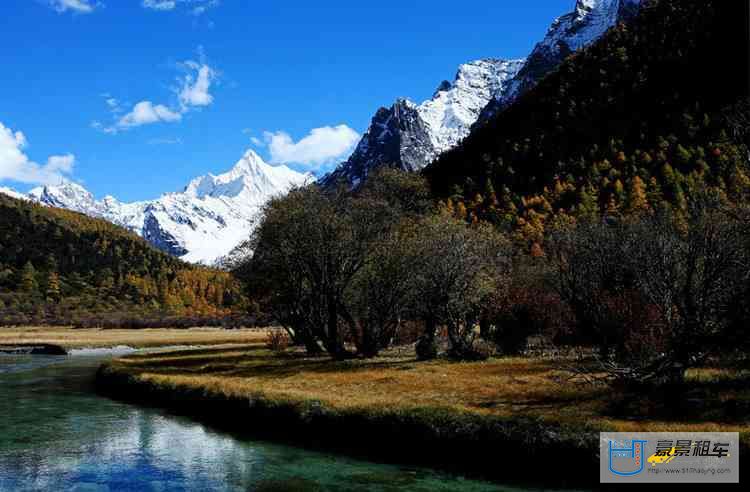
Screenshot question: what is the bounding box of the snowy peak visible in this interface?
[489,0,641,115]
[541,0,633,54]
[27,181,104,216]
[418,58,524,153]
[8,150,312,265]
[325,0,642,189]
[185,150,310,202]
[29,181,91,205]
[217,149,274,185]
[323,57,524,188]
[474,0,642,123]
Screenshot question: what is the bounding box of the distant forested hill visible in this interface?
[424,0,749,247]
[0,193,246,326]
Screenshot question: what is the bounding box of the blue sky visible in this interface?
[0,0,572,202]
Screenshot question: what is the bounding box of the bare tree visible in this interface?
[629,197,750,383]
[550,195,750,386]
[242,170,429,359]
[548,219,638,357]
[342,221,422,357]
[413,215,511,360]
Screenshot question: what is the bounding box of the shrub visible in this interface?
[449,339,495,361]
[266,330,291,353]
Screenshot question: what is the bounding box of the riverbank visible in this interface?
[2,347,515,491]
[96,344,750,487]
[0,326,268,350]
[0,343,68,355]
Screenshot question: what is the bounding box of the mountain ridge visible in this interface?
[424,0,747,240]
[2,150,311,265]
[0,192,243,325]
[322,58,524,188]
[0,0,643,262]
[324,0,641,189]
[479,0,641,123]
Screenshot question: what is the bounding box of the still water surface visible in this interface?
[0,352,534,491]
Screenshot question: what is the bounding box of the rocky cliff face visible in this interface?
[322,99,434,187]
[323,58,524,188]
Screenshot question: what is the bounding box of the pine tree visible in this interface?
[46,272,61,302]
[455,201,468,221]
[577,184,600,222]
[19,262,38,294]
[626,176,650,216]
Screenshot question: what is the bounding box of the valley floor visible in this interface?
[96,343,750,486]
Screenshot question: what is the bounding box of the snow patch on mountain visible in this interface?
[417,58,525,154]
[8,150,312,265]
[0,186,28,201]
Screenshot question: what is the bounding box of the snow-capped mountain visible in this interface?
[7,150,311,265]
[479,0,641,121]
[323,58,524,187]
[325,0,642,189]
[0,186,28,201]
[1,0,643,260]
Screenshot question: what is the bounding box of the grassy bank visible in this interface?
[96,344,750,486]
[0,326,268,350]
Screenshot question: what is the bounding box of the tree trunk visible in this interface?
[299,328,323,355]
[360,331,379,358]
[325,298,350,359]
[479,318,491,339]
[424,315,437,341]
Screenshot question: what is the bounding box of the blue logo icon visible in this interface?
[609,439,647,476]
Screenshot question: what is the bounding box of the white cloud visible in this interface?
[117,101,183,129]
[49,0,96,14]
[142,0,219,15]
[264,125,360,169]
[95,58,215,134]
[190,1,219,16]
[0,122,75,186]
[250,136,263,146]
[142,0,176,10]
[178,63,214,108]
[148,137,182,145]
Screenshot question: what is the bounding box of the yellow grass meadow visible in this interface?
[0,326,269,350]
[104,343,750,437]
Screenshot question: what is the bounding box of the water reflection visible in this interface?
[0,355,528,491]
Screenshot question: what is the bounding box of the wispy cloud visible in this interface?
[141,0,175,11]
[142,0,220,15]
[189,0,219,16]
[48,0,98,14]
[117,101,183,129]
[148,137,183,145]
[0,122,75,186]
[262,125,360,171]
[178,62,215,108]
[94,54,216,134]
